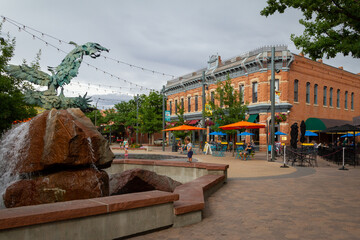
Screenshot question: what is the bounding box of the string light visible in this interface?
[2,16,154,92]
[1,15,175,79]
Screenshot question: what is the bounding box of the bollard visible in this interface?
[339,147,348,170]
[280,145,289,168]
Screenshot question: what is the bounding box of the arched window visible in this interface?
[181,98,184,110]
[345,91,348,109]
[169,101,172,114]
[195,95,198,111]
[329,88,333,107]
[314,84,318,105]
[188,97,191,112]
[306,82,310,103]
[211,91,215,104]
[323,86,327,106]
[337,89,340,108]
[239,84,244,104]
[252,82,258,103]
[351,92,354,110]
[175,100,178,114]
[294,80,299,102]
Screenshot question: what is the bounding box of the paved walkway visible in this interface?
[112,146,360,240]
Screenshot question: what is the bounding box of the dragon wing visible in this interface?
[6,64,51,86]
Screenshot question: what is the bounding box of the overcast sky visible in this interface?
[1,0,359,109]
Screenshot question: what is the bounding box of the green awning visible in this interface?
[247,114,258,123]
[305,118,327,131]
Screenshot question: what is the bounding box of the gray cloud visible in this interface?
[1,0,359,109]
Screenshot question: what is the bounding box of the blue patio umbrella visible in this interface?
[209,131,227,136]
[274,131,287,135]
[237,132,255,136]
[340,133,354,138]
[355,133,360,137]
[304,131,318,137]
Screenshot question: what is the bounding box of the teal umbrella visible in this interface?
[275,131,287,135]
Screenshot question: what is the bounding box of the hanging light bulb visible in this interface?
[59,40,61,45]
[45,42,48,46]
[2,17,5,23]
[18,27,21,32]
[32,35,35,40]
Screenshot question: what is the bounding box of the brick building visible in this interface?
[164,46,360,149]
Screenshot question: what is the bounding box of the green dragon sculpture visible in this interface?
[6,42,109,111]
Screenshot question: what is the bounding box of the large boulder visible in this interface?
[109,168,182,195]
[4,168,109,208]
[13,108,114,174]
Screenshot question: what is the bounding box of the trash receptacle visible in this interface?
[172,145,178,152]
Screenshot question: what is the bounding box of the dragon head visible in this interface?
[81,42,109,58]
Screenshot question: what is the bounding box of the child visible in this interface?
[123,138,129,158]
[184,136,193,163]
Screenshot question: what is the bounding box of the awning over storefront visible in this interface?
[305,118,353,132]
[187,120,199,125]
[247,114,258,123]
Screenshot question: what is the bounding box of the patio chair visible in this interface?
[211,145,218,156]
[218,145,227,157]
[235,146,244,159]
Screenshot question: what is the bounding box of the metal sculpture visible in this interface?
[6,42,109,111]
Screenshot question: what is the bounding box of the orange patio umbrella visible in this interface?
[162,124,206,131]
[219,121,265,130]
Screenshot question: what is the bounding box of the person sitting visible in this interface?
[177,140,183,153]
[242,143,253,159]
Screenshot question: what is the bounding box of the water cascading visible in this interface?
[0,122,31,208]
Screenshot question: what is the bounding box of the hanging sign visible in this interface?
[165,111,171,122]
[275,91,281,103]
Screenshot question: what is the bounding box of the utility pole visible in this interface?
[162,85,166,152]
[136,94,139,144]
[94,98,101,127]
[270,47,276,161]
[201,71,206,149]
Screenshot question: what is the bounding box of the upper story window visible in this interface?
[306,82,310,103]
[345,91,348,109]
[188,97,191,112]
[181,98,184,110]
[239,84,244,104]
[195,95,198,111]
[294,80,299,102]
[337,89,340,108]
[252,82,258,103]
[351,92,354,110]
[329,88,333,107]
[275,79,279,91]
[175,100,178,114]
[211,91,215,104]
[314,84,318,105]
[323,86,327,106]
[169,101,172,114]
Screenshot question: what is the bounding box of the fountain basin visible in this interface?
[0,160,228,239]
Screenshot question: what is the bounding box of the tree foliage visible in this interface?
[171,103,190,140]
[261,0,360,59]
[139,91,163,143]
[0,26,37,134]
[205,75,248,134]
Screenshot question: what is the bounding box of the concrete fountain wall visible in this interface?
[0,108,228,239]
[0,161,228,240]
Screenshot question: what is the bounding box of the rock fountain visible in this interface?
[0,108,114,208]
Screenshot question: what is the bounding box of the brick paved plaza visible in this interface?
[113,147,360,240]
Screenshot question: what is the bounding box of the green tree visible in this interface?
[261,0,360,59]
[0,27,37,134]
[139,91,163,144]
[171,103,190,140]
[205,75,248,147]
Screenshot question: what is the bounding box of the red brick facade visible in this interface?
[165,51,360,149]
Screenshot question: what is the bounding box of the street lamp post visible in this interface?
[136,94,139,144]
[270,47,276,161]
[201,71,206,149]
[162,85,166,152]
